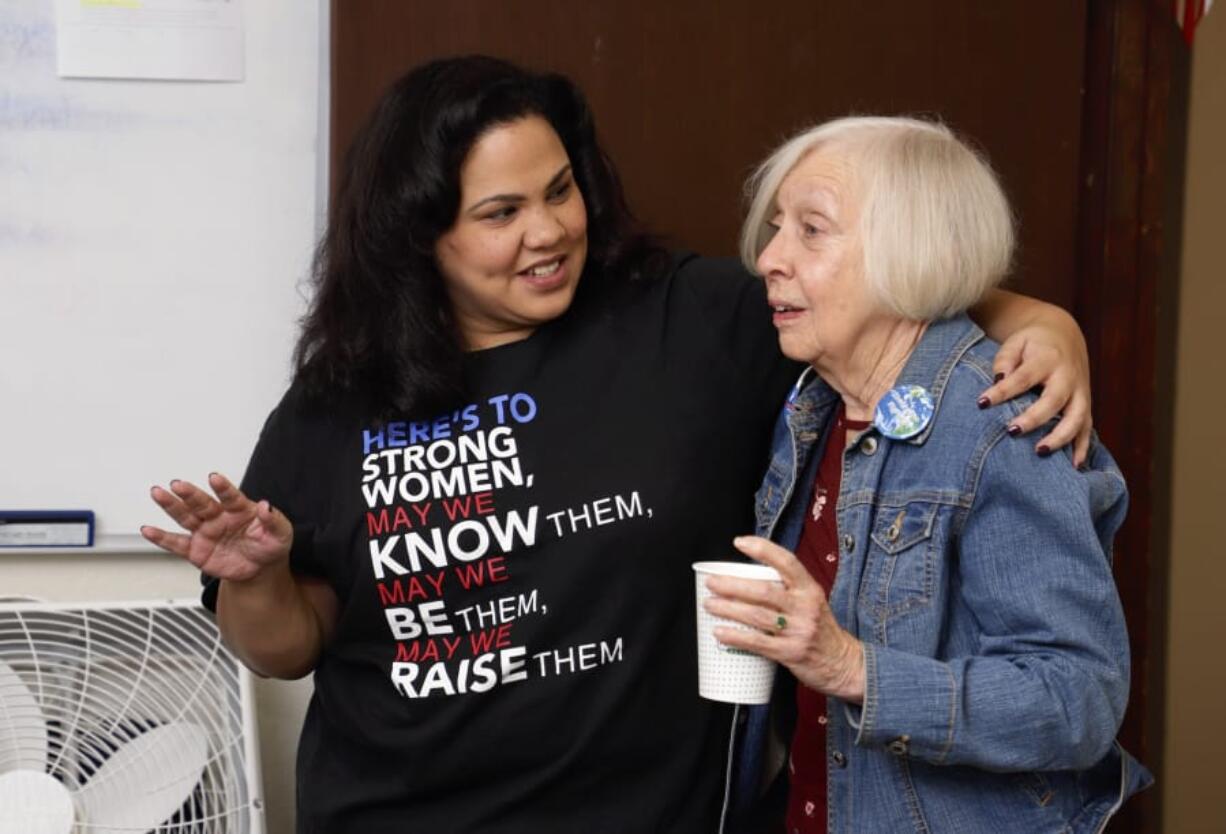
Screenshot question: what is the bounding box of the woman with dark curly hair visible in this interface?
[141,57,1097,833]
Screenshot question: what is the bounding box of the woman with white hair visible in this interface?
[705,117,1151,833]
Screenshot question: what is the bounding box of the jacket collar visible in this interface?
[789,314,984,446]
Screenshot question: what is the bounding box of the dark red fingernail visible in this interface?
[1007,424,1023,437]
[1037,444,1052,457]
[977,396,991,410]
[994,372,1005,382]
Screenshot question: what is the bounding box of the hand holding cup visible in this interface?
[702,536,866,704]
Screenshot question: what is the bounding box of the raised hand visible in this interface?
[141,472,292,583]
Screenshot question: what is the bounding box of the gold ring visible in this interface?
[775,614,787,632]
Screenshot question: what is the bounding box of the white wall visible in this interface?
[0,0,319,536]
[0,2,325,831]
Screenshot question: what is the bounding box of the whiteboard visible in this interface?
[0,0,325,536]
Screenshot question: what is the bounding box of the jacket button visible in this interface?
[887,735,910,756]
[842,534,855,553]
[831,750,847,768]
[861,436,878,455]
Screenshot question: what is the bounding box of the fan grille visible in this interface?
[0,600,264,833]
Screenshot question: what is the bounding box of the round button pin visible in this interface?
[874,385,935,440]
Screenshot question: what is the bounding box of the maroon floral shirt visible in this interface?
[786,406,869,834]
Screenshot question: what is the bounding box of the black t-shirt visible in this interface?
[206,254,799,833]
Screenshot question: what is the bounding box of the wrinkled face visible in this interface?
[436,116,588,350]
[756,148,880,369]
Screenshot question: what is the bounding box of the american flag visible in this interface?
[1174,0,1215,44]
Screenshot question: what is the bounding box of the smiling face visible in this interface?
[756,146,885,371]
[435,116,589,351]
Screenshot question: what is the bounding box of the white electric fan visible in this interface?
[0,599,265,833]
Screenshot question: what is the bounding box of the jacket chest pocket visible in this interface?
[859,501,940,619]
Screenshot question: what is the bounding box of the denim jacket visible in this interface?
[725,315,1151,834]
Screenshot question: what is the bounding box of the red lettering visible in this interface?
[473,491,495,515]
[468,624,512,654]
[377,581,405,606]
[366,509,390,536]
[411,502,432,525]
[368,504,430,535]
[377,576,439,606]
[423,570,446,596]
[454,562,482,590]
[487,555,508,583]
[394,640,440,663]
[441,496,473,522]
[453,555,510,590]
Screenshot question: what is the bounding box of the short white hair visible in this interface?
[740,116,1015,320]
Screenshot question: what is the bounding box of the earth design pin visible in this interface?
[873,385,935,440]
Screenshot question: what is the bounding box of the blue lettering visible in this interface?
[488,395,510,424]
[363,427,386,454]
[509,393,536,423]
[409,421,432,443]
[458,404,480,431]
[387,421,407,447]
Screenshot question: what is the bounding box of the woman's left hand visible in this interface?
[978,311,1093,466]
[704,536,866,703]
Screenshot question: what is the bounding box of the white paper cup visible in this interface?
[692,561,782,704]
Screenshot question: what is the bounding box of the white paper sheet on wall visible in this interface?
[54,0,244,81]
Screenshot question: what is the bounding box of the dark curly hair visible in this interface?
[294,55,664,418]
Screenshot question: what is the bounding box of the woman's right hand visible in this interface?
[141,472,292,583]
[706,536,866,704]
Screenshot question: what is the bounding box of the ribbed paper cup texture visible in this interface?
[692,561,782,704]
